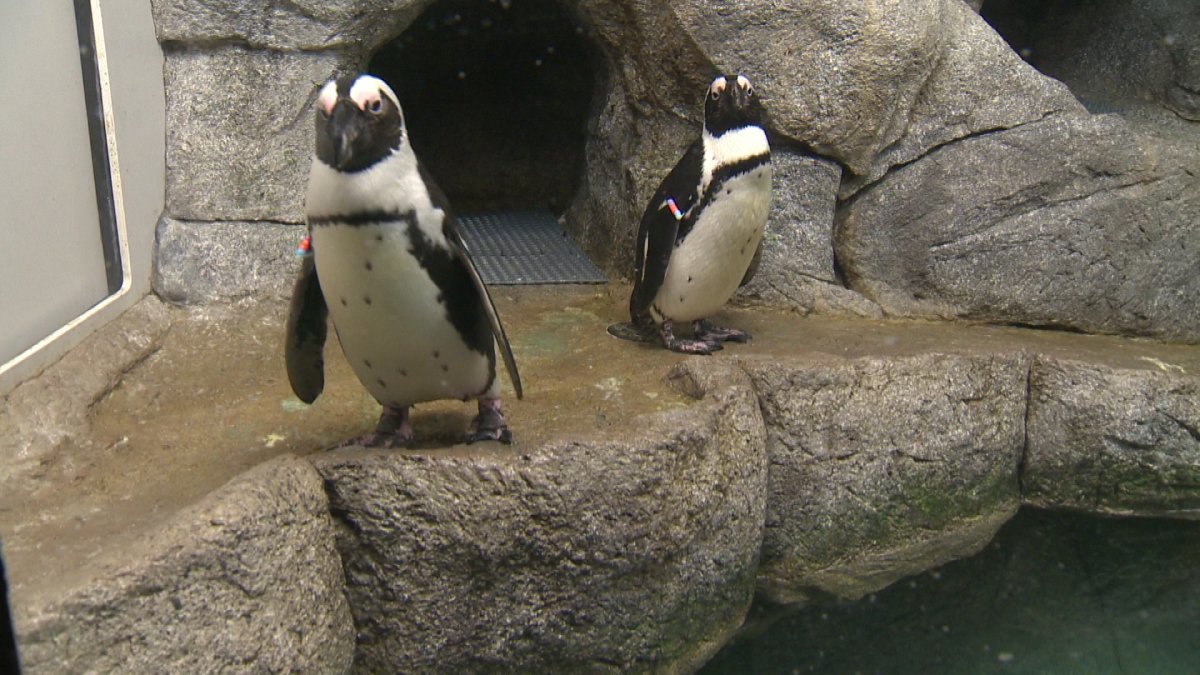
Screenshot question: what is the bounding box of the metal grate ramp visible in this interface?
[458,210,608,285]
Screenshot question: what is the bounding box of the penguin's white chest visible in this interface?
[655,164,773,323]
[311,223,492,407]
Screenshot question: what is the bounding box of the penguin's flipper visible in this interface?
[444,222,524,400]
[418,161,524,400]
[630,139,705,324]
[285,254,329,404]
[739,239,764,288]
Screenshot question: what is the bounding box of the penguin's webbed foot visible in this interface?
[466,397,513,444]
[659,320,722,355]
[606,321,658,344]
[693,319,751,344]
[339,404,413,449]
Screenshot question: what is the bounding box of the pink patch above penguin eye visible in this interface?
[710,77,727,99]
[316,82,338,115]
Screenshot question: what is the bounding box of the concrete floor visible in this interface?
[3,284,1199,613]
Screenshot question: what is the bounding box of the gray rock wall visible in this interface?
[838,112,1200,342]
[148,0,1199,345]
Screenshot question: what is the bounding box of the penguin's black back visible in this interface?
[630,139,704,326]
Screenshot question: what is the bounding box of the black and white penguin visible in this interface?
[285,73,522,447]
[609,74,772,354]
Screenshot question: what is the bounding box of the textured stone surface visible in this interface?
[15,456,354,674]
[561,0,718,274]
[672,0,1078,188]
[148,0,1198,347]
[164,46,348,222]
[984,0,1200,120]
[735,152,881,318]
[154,217,304,304]
[0,297,173,487]
[152,0,423,52]
[1025,356,1200,518]
[838,112,1200,342]
[671,0,942,175]
[844,0,1083,194]
[721,353,1027,603]
[313,368,767,673]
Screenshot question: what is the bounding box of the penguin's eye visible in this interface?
[710,77,727,99]
[368,98,383,114]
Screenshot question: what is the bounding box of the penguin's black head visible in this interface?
[314,74,405,173]
[703,74,765,137]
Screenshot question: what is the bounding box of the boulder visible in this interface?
[671,0,943,175]
[672,0,1079,190]
[1025,356,1200,517]
[151,0,422,52]
[312,367,767,673]
[837,112,1200,343]
[154,217,304,304]
[843,0,1083,194]
[735,151,881,318]
[713,353,1027,603]
[15,456,354,674]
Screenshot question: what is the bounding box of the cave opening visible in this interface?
[368,0,600,216]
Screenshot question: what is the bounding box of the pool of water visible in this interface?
[703,508,1200,674]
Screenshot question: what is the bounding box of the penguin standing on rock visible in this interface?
[286,74,522,447]
[608,74,772,354]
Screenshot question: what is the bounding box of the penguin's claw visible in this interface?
[466,398,513,444]
[693,319,752,344]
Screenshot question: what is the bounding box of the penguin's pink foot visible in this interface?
[659,319,722,355]
[339,404,413,449]
[466,397,512,444]
[692,319,751,344]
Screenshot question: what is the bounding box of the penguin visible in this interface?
[285,73,522,447]
[608,74,772,354]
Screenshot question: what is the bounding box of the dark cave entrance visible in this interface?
[368,0,601,215]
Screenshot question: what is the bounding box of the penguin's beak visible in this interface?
[730,82,750,111]
[329,100,364,171]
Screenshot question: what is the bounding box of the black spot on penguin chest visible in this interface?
[403,219,492,357]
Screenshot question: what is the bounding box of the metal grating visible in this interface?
[457,210,608,285]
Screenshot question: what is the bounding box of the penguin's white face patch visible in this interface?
[350,75,401,113]
[736,74,752,92]
[709,77,727,99]
[316,80,339,115]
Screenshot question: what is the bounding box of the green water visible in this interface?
[704,509,1200,674]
